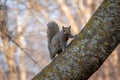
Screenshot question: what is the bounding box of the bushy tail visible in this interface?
[47,21,59,44]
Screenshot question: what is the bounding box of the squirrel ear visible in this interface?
[62,26,64,29]
[69,26,71,28]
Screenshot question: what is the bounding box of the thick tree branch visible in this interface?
[32,0,120,80]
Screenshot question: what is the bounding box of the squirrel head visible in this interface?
[62,26,73,39]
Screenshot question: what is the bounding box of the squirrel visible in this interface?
[47,21,74,60]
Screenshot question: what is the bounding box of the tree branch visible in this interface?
[0,25,41,68]
[32,0,120,79]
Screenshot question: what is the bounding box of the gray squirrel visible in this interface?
[47,21,74,60]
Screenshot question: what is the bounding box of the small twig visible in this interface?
[0,30,41,68]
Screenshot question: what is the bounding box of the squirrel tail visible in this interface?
[47,21,59,44]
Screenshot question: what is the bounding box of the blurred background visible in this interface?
[0,0,120,80]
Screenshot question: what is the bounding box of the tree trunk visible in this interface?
[32,0,120,80]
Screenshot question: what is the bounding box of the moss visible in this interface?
[54,68,62,78]
[79,59,83,63]
[70,69,74,75]
[79,53,84,57]
[80,34,83,39]
[65,75,69,80]
[79,65,83,75]
[78,59,83,64]
[103,0,110,7]
[103,42,108,46]
[85,17,94,31]
[103,32,107,37]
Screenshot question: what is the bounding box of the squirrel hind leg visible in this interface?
[57,49,62,54]
[50,54,55,60]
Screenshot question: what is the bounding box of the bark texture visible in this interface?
[32,0,120,80]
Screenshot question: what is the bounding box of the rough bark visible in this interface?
[32,0,120,80]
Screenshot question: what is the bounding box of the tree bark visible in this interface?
[32,0,120,80]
